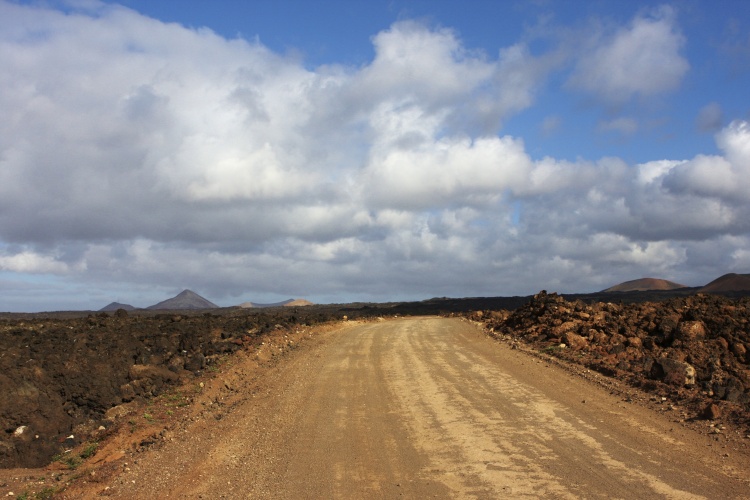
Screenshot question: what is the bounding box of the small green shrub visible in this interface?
[59,454,82,470]
[542,345,563,353]
[35,487,57,500]
[80,441,98,459]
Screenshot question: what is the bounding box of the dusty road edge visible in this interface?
[0,319,365,499]
[467,317,750,456]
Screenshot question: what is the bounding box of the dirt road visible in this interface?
[85,317,749,498]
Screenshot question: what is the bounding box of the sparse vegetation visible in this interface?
[55,453,82,470]
[542,345,564,353]
[80,441,98,459]
[34,487,57,500]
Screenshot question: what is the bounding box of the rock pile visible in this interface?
[478,291,750,428]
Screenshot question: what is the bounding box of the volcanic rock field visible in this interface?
[2,284,750,469]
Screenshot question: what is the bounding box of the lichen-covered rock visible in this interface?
[656,358,696,386]
[675,321,707,342]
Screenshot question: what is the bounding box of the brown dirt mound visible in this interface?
[285,299,314,307]
[237,298,313,308]
[700,273,750,292]
[474,291,750,432]
[603,277,687,292]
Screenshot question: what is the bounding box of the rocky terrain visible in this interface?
[0,305,357,469]
[473,291,750,433]
[3,277,750,479]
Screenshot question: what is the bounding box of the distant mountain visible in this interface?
[602,278,688,293]
[99,302,136,312]
[699,273,750,293]
[147,290,218,310]
[286,299,314,307]
[237,298,314,308]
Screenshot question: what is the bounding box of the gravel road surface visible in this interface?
[95,317,750,498]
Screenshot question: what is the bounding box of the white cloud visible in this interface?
[636,159,682,185]
[569,6,689,105]
[609,240,686,268]
[0,2,748,310]
[355,23,557,134]
[363,21,493,104]
[663,121,750,201]
[364,135,532,209]
[716,119,750,167]
[0,251,70,274]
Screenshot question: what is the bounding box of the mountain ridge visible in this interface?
[146,290,218,310]
[98,302,136,312]
[237,298,314,308]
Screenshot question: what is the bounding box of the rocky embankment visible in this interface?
[474,291,750,430]
[0,308,337,469]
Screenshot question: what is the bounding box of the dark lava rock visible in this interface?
[702,403,722,420]
[478,291,750,431]
[0,306,357,469]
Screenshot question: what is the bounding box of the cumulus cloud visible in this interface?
[362,21,492,105]
[0,1,748,310]
[364,135,532,209]
[0,251,70,274]
[353,22,555,135]
[568,5,689,105]
[663,121,750,201]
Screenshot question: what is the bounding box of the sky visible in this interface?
[1,0,749,311]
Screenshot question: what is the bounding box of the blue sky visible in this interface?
[0,0,749,311]
[112,0,749,162]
